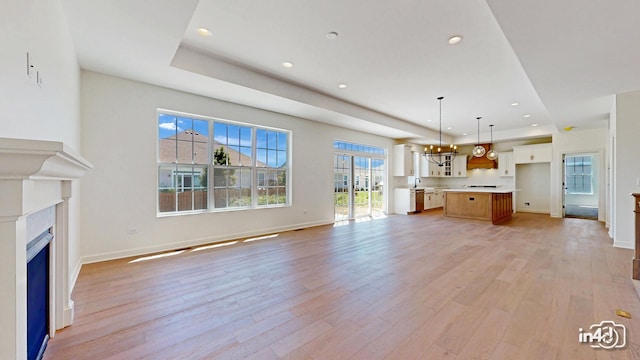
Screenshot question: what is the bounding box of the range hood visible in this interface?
[467,144,497,169]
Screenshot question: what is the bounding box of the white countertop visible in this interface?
[442,188,515,193]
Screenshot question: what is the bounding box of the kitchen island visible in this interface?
[442,188,513,224]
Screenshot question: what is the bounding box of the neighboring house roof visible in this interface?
[159,130,266,167]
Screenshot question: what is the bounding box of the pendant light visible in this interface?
[486,124,498,160]
[423,96,457,167]
[472,117,486,157]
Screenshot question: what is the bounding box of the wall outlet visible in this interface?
[303,210,308,214]
[524,202,530,206]
[127,228,137,235]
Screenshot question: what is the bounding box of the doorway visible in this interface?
[333,141,385,221]
[563,153,599,220]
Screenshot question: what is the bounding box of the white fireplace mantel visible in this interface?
[0,137,92,180]
[0,137,92,360]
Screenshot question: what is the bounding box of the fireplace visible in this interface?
[0,138,92,360]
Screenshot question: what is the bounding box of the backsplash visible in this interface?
[404,168,515,188]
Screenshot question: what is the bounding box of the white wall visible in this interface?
[0,0,83,357]
[0,0,83,296]
[613,91,640,249]
[79,71,395,262]
[515,163,551,213]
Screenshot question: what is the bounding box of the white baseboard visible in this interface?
[516,208,550,214]
[613,240,634,249]
[81,219,334,264]
[70,259,82,291]
[63,301,74,328]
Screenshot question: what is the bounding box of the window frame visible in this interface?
[565,155,593,195]
[157,109,292,216]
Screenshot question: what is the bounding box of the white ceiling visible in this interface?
[60,0,640,145]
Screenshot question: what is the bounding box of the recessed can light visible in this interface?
[448,35,463,45]
[338,83,348,89]
[511,102,520,107]
[427,119,432,122]
[531,123,538,127]
[463,133,468,136]
[197,27,212,37]
[447,126,452,130]
[327,32,339,40]
[282,62,294,68]
[523,114,531,118]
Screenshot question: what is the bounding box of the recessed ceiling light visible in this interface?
[327,32,339,40]
[282,62,294,68]
[338,83,348,89]
[427,119,432,122]
[531,123,538,127]
[447,126,452,130]
[463,133,468,136]
[448,35,463,45]
[523,114,531,118]
[197,27,212,37]
[511,102,520,107]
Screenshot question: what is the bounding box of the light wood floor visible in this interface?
[44,212,640,359]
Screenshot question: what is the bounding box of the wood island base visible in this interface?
[443,191,513,224]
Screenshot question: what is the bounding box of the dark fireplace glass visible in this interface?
[27,231,51,360]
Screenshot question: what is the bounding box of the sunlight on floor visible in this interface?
[129,233,282,262]
[334,213,387,227]
[128,250,185,263]
[191,241,238,252]
[244,234,279,243]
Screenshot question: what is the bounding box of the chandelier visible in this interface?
[472,116,486,157]
[423,96,457,167]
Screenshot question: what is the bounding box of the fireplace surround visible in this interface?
[0,138,92,360]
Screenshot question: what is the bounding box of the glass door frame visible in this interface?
[334,151,385,221]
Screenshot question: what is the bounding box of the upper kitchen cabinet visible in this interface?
[498,151,515,176]
[453,155,468,177]
[393,144,414,176]
[513,143,552,164]
[419,154,466,177]
[419,154,436,177]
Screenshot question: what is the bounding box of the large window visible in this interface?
[158,112,290,214]
[565,155,593,194]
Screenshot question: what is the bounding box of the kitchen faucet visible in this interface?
[414,177,421,188]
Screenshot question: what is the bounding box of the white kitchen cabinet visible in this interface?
[513,143,552,164]
[394,188,424,214]
[423,190,444,210]
[419,154,436,177]
[393,144,414,176]
[433,189,444,208]
[453,155,468,177]
[498,151,515,176]
[424,190,434,209]
[394,188,411,214]
[420,155,465,177]
[428,155,452,177]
